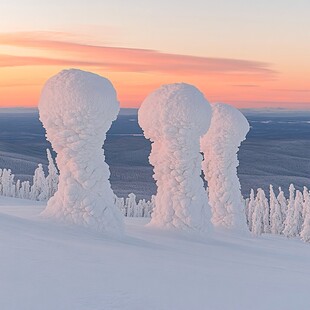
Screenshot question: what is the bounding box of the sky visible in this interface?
[0,0,309,109]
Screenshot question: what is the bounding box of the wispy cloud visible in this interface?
[230,100,310,109]
[232,84,260,88]
[0,31,276,77]
[271,89,310,93]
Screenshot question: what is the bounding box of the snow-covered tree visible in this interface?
[38,69,123,234]
[247,189,256,231]
[269,185,283,234]
[20,181,31,199]
[30,164,48,201]
[283,184,296,237]
[125,193,137,217]
[259,189,270,233]
[46,148,59,198]
[302,187,309,221]
[200,103,249,232]
[138,83,212,231]
[277,187,287,224]
[291,190,303,236]
[301,188,310,242]
[1,169,13,197]
[251,189,264,235]
[15,179,21,198]
[115,196,125,216]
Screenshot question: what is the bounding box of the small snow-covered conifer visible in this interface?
[30,164,48,201]
[20,181,31,199]
[301,188,310,242]
[277,187,287,225]
[291,190,303,236]
[259,189,270,233]
[270,185,283,234]
[283,184,296,237]
[251,189,264,235]
[247,189,256,231]
[46,148,59,198]
[126,193,137,217]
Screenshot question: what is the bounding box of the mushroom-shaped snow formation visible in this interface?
[39,69,123,234]
[201,103,249,231]
[139,83,212,230]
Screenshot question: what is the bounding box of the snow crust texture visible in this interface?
[38,69,123,234]
[138,83,212,231]
[201,103,249,231]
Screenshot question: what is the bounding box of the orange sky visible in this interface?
[0,1,309,109]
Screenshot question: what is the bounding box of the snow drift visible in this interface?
[38,69,123,234]
[138,83,212,231]
[201,103,249,231]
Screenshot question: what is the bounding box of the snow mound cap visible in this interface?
[210,103,249,142]
[138,83,211,139]
[39,68,119,133]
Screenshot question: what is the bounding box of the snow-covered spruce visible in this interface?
[138,83,212,230]
[283,184,296,237]
[30,164,48,201]
[115,193,155,218]
[247,189,256,231]
[201,103,249,231]
[269,185,283,234]
[251,188,265,235]
[38,69,123,234]
[301,187,310,242]
[46,148,59,198]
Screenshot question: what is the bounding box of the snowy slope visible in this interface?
[1,197,310,310]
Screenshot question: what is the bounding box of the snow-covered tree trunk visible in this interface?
[138,83,212,231]
[201,103,249,232]
[38,69,123,234]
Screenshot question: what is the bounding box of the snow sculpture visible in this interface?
[201,103,249,231]
[138,83,212,230]
[38,69,123,234]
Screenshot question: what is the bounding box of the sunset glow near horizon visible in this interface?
[0,0,309,109]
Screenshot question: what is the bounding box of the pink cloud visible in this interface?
[0,31,276,77]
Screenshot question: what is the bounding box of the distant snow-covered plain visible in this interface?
[0,108,309,199]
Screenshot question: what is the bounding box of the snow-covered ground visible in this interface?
[1,197,310,310]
